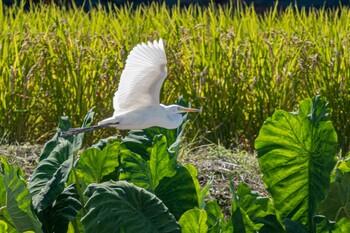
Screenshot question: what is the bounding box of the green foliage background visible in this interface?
[1,96,349,232]
[0,1,349,154]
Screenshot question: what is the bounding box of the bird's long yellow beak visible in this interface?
[179,107,202,112]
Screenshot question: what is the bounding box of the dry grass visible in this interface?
[180,143,265,218]
[0,143,40,180]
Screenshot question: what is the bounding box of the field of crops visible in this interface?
[1,1,349,155]
[1,1,350,232]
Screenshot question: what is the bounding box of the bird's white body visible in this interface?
[98,104,183,130]
[62,39,199,136]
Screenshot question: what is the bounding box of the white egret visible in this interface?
[62,39,200,136]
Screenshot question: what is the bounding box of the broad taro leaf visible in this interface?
[59,107,95,155]
[185,164,201,199]
[0,174,14,230]
[234,182,284,233]
[229,181,265,233]
[119,149,151,190]
[155,165,198,220]
[91,136,120,150]
[314,215,335,233]
[0,177,17,233]
[335,159,350,182]
[120,135,176,191]
[185,164,212,210]
[205,200,228,232]
[231,208,260,233]
[149,135,177,189]
[82,180,180,233]
[333,217,350,233]
[75,141,120,184]
[284,216,336,233]
[283,218,308,233]
[179,208,208,233]
[122,96,191,159]
[318,172,350,221]
[0,157,43,233]
[28,139,74,212]
[0,221,7,232]
[255,96,338,228]
[42,108,94,162]
[40,184,82,233]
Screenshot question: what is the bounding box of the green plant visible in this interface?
[1,96,350,232]
[1,1,350,155]
[255,95,339,232]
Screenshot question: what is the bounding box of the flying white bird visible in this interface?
[62,39,200,136]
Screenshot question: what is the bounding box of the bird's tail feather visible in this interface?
[61,123,113,137]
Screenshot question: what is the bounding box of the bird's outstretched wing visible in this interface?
[113,39,167,114]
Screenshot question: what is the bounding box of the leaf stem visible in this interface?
[335,206,345,222]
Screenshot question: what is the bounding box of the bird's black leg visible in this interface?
[60,123,115,137]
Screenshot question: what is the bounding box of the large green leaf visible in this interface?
[28,109,94,214]
[0,220,7,232]
[179,208,208,233]
[155,165,198,220]
[284,216,335,233]
[283,218,308,233]
[91,136,120,150]
[120,135,176,191]
[59,107,95,156]
[233,182,284,233]
[150,135,177,188]
[42,108,94,162]
[0,157,43,233]
[318,172,350,221]
[119,149,152,189]
[40,184,82,233]
[119,145,197,221]
[185,164,201,199]
[0,176,17,233]
[333,217,350,232]
[229,181,265,233]
[255,96,338,230]
[75,141,120,184]
[81,180,180,233]
[315,215,336,233]
[28,139,74,212]
[205,200,228,233]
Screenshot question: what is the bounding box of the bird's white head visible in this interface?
[160,104,201,129]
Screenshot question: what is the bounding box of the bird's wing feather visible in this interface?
[113,39,167,113]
